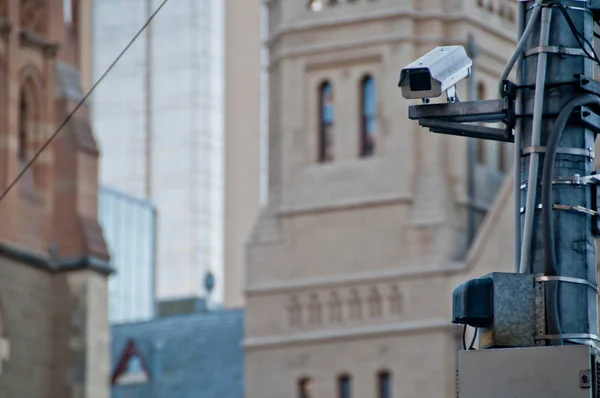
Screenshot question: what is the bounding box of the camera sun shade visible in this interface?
[398,45,472,100]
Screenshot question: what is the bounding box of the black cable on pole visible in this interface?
[541,94,600,344]
[468,327,478,350]
[546,2,600,66]
[0,0,172,204]
[542,94,600,276]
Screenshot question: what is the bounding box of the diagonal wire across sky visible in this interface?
[0,0,172,203]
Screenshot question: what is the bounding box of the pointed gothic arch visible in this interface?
[17,67,44,187]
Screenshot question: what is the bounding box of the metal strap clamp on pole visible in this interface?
[535,275,599,292]
[519,204,599,216]
[535,333,600,342]
[521,172,600,189]
[522,146,595,159]
[524,46,589,58]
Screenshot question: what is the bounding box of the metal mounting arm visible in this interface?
[408,97,516,143]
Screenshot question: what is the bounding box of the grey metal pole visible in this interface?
[467,34,478,247]
[520,0,597,344]
[514,0,526,272]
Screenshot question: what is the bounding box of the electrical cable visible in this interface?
[541,94,600,345]
[498,0,543,97]
[0,0,172,204]
[519,6,552,275]
[546,2,600,66]
[462,324,467,350]
[542,94,600,275]
[468,327,478,350]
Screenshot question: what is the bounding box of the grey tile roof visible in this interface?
[111,309,245,398]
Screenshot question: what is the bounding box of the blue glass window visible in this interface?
[319,81,334,163]
[298,377,312,398]
[378,371,391,398]
[361,76,376,157]
[127,356,143,373]
[338,374,351,398]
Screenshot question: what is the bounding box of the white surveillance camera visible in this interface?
[398,46,472,102]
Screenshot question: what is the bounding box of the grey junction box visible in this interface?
[458,345,600,398]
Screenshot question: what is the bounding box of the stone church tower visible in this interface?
[0,0,111,397]
[246,0,518,397]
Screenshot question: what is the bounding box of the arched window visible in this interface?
[18,93,29,165]
[360,75,376,157]
[298,377,313,398]
[377,371,391,398]
[308,0,324,11]
[63,0,73,25]
[18,76,42,188]
[318,81,334,163]
[498,143,507,172]
[338,374,351,398]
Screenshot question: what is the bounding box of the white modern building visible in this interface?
[89,0,225,301]
[99,187,157,324]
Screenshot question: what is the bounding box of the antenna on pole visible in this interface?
[204,270,215,310]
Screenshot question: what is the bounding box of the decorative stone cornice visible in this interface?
[244,317,453,349]
[20,29,59,58]
[246,261,465,296]
[268,9,517,53]
[0,240,114,275]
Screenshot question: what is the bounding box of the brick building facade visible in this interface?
[0,1,111,397]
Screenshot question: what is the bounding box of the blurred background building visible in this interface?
[99,187,157,324]
[82,0,266,312]
[245,0,517,397]
[88,0,226,302]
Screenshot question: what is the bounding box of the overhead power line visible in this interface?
[0,0,171,203]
